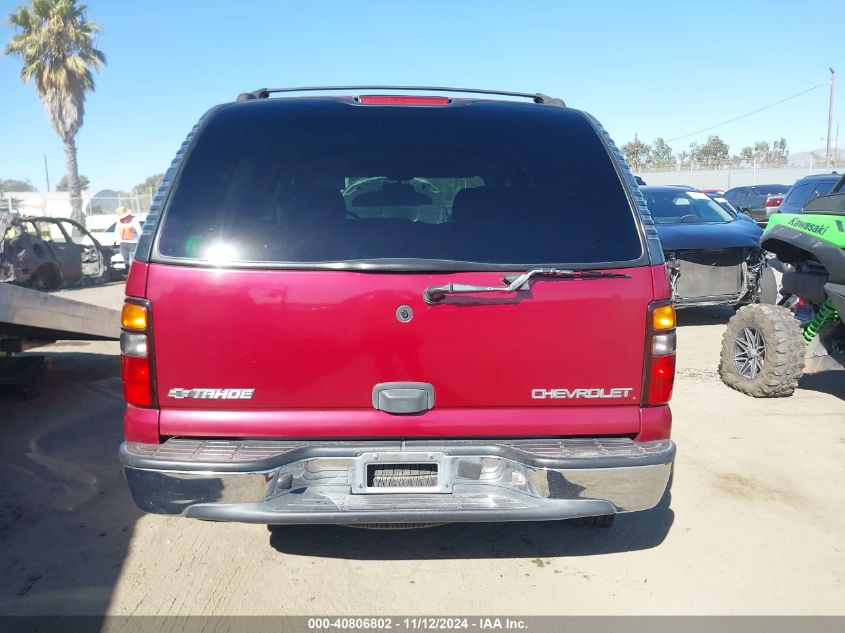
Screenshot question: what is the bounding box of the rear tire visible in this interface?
[353,465,443,530]
[369,464,438,488]
[573,514,615,528]
[758,266,778,305]
[344,522,444,530]
[81,246,109,286]
[28,265,60,291]
[719,304,805,397]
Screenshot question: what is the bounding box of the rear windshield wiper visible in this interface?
[423,268,630,304]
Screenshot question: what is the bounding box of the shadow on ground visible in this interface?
[799,370,845,401]
[268,482,674,560]
[0,350,138,615]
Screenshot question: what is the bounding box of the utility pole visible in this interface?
[634,132,639,172]
[43,154,50,192]
[826,68,835,167]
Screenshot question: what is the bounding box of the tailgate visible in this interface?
[146,264,652,437]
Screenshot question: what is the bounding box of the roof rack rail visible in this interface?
[235,86,565,107]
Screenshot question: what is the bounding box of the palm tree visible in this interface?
[5,0,105,226]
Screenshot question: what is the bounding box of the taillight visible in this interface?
[643,301,676,406]
[122,355,153,406]
[120,298,156,407]
[357,95,450,105]
[646,355,676,404]
[764,197,783,207]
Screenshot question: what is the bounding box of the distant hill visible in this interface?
[789,148,845,167]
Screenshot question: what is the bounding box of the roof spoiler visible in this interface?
[235,86,565,107]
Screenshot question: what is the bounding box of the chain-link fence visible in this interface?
[0,189,155,231]
[635,166,841,191]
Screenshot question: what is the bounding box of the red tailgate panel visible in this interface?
[143,264,657,438]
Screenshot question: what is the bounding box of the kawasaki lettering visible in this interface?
[788,217,828,236]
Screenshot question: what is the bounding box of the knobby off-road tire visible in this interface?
[719,304,805,397]
[758,265,778,305]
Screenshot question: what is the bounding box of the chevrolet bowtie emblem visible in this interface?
[167,388,255,400]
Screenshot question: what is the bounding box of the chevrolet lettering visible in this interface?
[531,387,634,400]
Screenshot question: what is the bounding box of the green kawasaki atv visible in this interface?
[720,174,845,397]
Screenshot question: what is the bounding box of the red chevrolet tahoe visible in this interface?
[119,87,676,528]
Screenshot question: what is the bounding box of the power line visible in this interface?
[667,82,828,143]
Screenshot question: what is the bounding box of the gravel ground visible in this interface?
[0,284,842,616]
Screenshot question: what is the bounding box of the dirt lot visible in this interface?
[0,283,842,616]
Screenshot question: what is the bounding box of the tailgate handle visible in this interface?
[372,382,435,414]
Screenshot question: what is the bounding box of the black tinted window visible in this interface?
[781,180,837,212]
[780,182,814,212]
[643,190,734,224]
[756,184,788,195]
[810,180,836,198]
[723,188,746,206]
[157,101,642,267]
[746,189,767,207]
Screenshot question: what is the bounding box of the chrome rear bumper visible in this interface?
[120,438,674,524]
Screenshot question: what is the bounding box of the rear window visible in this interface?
[780,182,815,212]
[723,188,747,206]
[781,179,837,212]
[643,190,735,224]
[810,180,836,198]
[157,101,642,268]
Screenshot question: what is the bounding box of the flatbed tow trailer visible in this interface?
[0,283,119,398]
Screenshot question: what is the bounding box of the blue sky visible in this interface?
[1,0,842,192]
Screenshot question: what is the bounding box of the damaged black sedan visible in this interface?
[641,186,776,309]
